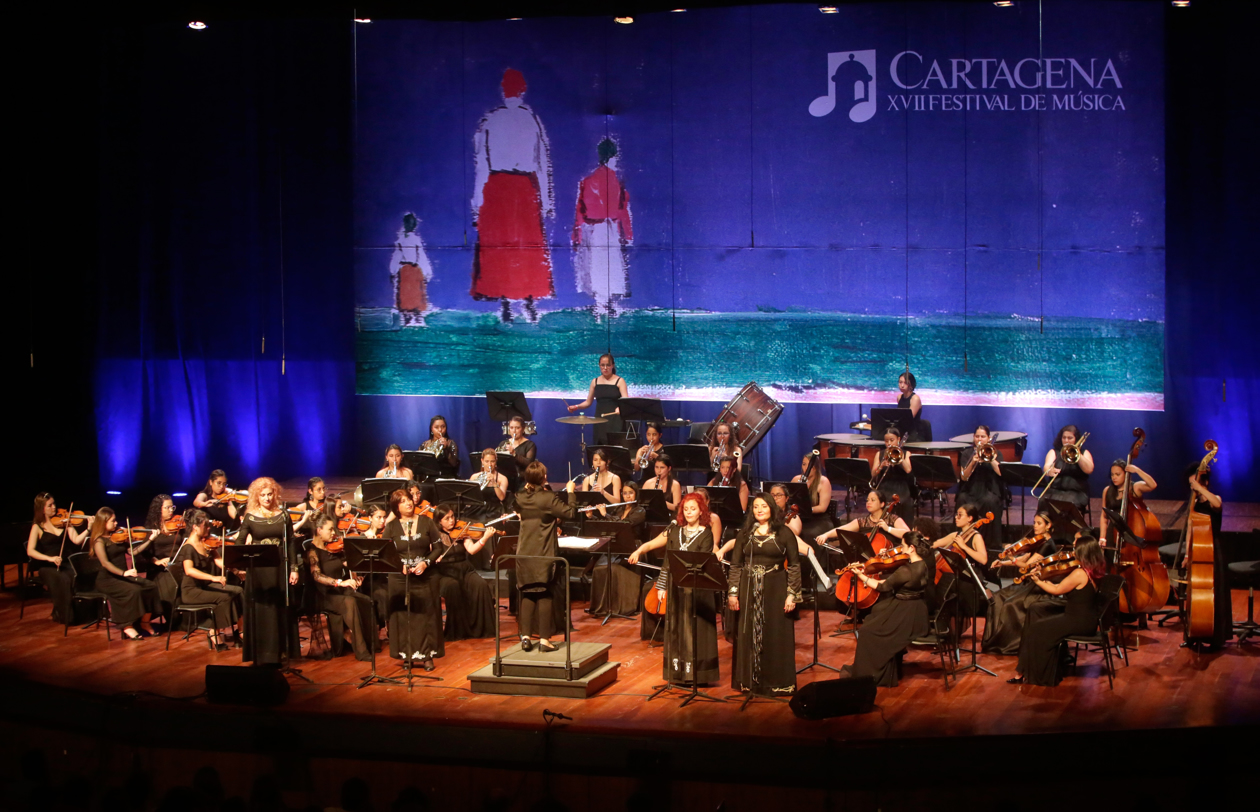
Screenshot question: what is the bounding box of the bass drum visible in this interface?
[706,382,784,457]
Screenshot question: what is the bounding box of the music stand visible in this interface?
[760,481,811,516]
[637,490,672,522]
[871,408,914,439]
[1044,499,1088,538]
[661,444,711,473]
[579,520,642,624]
[486,391,531,422]
[1100,506,1147,551]
[938,547,997,678]
[702,486,745,529]
[434,479,486,520]
[825,458,877,520]
[910,455,958,518]
[404,451,445,483]
[647,549,728,707]
[585,444,633,477]
[345,537,404,689]
[619,397,668,440]
[821,530,874,639]
[1000,462,1044,526]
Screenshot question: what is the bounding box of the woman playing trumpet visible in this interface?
[633,422,664,479]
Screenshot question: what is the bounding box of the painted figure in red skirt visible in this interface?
[471,68,554,324]
[391,212,433,327]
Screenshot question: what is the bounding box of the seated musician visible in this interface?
[307,514,374,661]
[582,449,623,504]
[375,444,415,481]
[633,422,665,478]
[598,481,646,525]
[816,489,910,548]
[419,415,460,476]
[983,511,1060,655]
[180,509,242,650]
[641,454,682,515]
[471,448,510,510]
[873,428,915,523]
[1037,424,1094,512]
[791,452,834,542]
[1098,459,1157,541]
[27,493,89,624]
[193,469,241,528]
[432,504,498,640]
[89,508,160,640]
[706,457,749,511]
[1010,537,1107,686]
[931,503,993,618]
[355,504,391,635]
[293,476,349,542]
[839,532,933,687]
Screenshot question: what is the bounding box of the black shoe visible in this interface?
[422,658,436,672]
[520,636,533,652]
[538,639,559,653]
[1007,676,1025,685]
[213,642,230,652]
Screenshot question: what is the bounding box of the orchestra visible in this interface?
[21,397,1239,701]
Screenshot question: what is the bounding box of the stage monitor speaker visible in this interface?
[789,677,876,720]
[205,665,290,707]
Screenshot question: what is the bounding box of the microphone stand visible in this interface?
[278,504,311,683]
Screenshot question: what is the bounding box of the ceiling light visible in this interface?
[994,1,1014,7]
[354,18,371,23]
[819,6,839,12]
[614,16,634,24]
[188,21,207,30]
[1171,1,1190,6]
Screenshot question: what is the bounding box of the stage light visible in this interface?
[819,5,839,12]
[614,16,633,24]
[188,21,207,30]
[1171,1,1190,7]
[671,8,687,11]
[172,492,188,498]
[106,490,122,495]
[354,18,371,23]
[993,1,1014,6]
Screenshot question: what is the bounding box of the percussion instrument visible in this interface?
[705,382,783,458]
[556,415,609,425]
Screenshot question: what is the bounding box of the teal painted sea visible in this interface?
[355,308,1164,410]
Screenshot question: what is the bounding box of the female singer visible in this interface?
[642,454,683,515]
[932,503,992,618]
[1183,461,1231,650]
[89,508,160,640]
[27,492,89,624]
[514,462,578,652]
[815,489,911,549]
[582,449,623,504]
[566,353,628,445]
[307,514,373,661]
[498,416,537,483]
[1010,537,1107,685]
[238,477,301,665]
[419,415,461,476]
[1098,460,1157,541]
[432,504,498,640]
[471,448,510,510]
[791,453,834,543]
[957,425,1006,550]
[872,427,915,523]
[375,444,415,481]
[839,532,933,687]
[707,457,749,511]
[180,509,241,650]
[633,422,664,478]
[194,470,241,528]
[652,493,720,685]
[728,493,801,698]
[383,489,444,669]
[716,484,812,561]
[708,422,739,470]
[1038,424,1094,512]
[896,371,925,442]
[983,511,1060,655]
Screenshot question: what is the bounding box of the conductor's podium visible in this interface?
[467,641,618,699]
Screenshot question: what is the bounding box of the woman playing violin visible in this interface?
[292,477,348,540]
[932,503,994,618]
[238,477,301,665]
[1098,459,1157,542]
[419,415,461,477]
[839,532,933,687]
[633,422,664,480]
[307,514,374,661]
[375,444,415,481]
[432,504,498,640]
[1010,537,1107,685]
[983,511,1061,655]
[707,457,749,512]
[582,448,623,505]
[180,508,241,651]
[194,470,241,528]
[26,492,89,624]
[642,454,682,515]
[356,504,391,636]
[89,508,161,640]
[471,448,510,508]
[383,489,445,669]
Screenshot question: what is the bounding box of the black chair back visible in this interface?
[1095,573,1126,630]
[67,551,101,590]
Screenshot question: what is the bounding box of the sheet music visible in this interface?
[805,547,831,589]
[558,536,603,550]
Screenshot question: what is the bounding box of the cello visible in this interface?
[833,496,900,609]
[1180,440,1218,645]
[1113,428,1169,615]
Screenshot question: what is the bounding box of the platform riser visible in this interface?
[468,662,619,698]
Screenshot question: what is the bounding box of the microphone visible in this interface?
[542,709,573,721]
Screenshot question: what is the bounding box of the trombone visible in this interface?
[1030,432,1090,499]
[871,439,906,490]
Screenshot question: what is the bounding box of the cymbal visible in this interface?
[556,415,608,425]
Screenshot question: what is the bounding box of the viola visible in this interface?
[1015,551,1079,585]
[163,515,186,533]
[51,509,91,528]
[325,537,345,554]
[997,532,1051,564]
[109,527,149,543]
[209,489,248,506]
[783,506,800,523]
[449,512,519,542]
[202,533,225,550]
[338,512,373,533]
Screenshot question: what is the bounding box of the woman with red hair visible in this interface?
[239,477,301,665]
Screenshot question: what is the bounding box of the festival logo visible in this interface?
[809,50,877,122]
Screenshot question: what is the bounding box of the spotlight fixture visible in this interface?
[614,16,633,24]
[188,21,207,30]
[172,492,188,498]
[993,1,1014,6]
[1171,0,1190,6]
[106,490,122,496]
[819,5,839,12]
[354,18,371,23]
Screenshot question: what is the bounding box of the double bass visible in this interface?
[1112,428,1169,615]
[1180,440,1218,645]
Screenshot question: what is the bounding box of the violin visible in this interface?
[208,489,248,506]
[109,526,149,544]
[202,534,225,549]
[783,505,800,523]
[996,531,1050,564]
[1015,551,1079,584]
[448,512,519,542]
[842,545,911,577]
[337,512,373,533]
[163,515,186,533]
[941,512,994,557]
[325,536,345,554]
[51,509,91,528]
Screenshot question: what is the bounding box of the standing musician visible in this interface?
[728,493,801,698]
[432,504,498,640]
[642,454,683,515]
[375,444,415,481]
[513,462,578,653]
[984,511,1060,655]
[815,489,911,549]
[707,457,749,511]
[238,477,302,665]
[496,416,537,484]
[306,514,374,661]
[89,508,160,640]
[896,371,925,442]
[708,422,740,470]
[1098,459,1157,542]
[957,425,1006,550]
[791,452,835,544]
[419,415,461,476]
[27,492,89,624]
[180,508,241,651]
[839,532,934,687]
[383,489,444,670]
[565,353,628,445]
[931,503,993,618]
[1181,460,1231,650]
[1038,424,1094,512]
[582,449,623,505]
[194,470,241,529]
[1010,537,1107,685]
[872,427,915,523]
[633,422,665,479]
[471,448,510,509]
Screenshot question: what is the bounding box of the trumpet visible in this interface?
[495,438,512,454]
[1030,432,1090,499]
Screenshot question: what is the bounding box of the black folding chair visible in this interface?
[909,576,959,689]
[1066,573,1125,690]
[66,552,111,640]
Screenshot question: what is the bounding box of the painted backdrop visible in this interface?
[354,2,1164,409]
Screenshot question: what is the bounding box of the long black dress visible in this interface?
[138,529,184,611]
[590,506,646,616]
[180,545,242,629]
[308,544,374,661]
[1017,578,1098,686]
[655,525,720,684]
[434,532,497,640]
[592,378,624,445]
[983,568,1064,655]
[1039,451,1090,512]
[514,488,578,640]
[239,512,301,665]
[729,526,801,696]
[384,516,445,661]
[958,447,1006,550]
[847,560,929,687]
[93,540,161,626]
[31,525,75,624]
